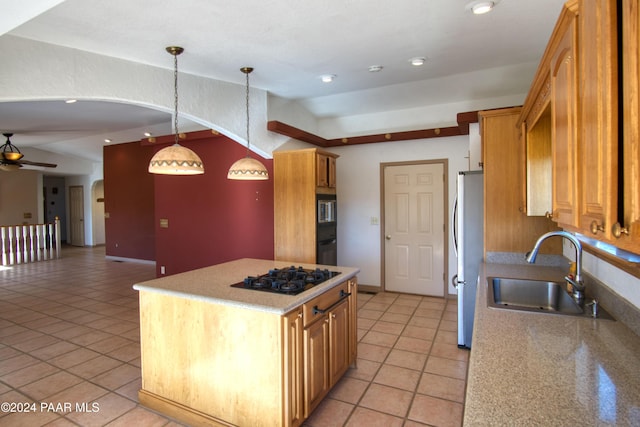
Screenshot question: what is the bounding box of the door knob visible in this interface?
[612,222,629,238]
[385,235,391,240]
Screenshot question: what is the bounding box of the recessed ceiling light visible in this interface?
[320,74,336,83]
[409,57,426,66]
[144,132,152,137]
[65,99,77,104]
[104,138,112,143]
[368,65,383,73]
[468,1,496,15]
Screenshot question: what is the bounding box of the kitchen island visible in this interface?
[464,262,640,426]
[133,258,359,427]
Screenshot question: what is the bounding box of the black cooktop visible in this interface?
[231,266,341,295]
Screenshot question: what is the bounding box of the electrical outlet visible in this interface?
[160,266,166,275]
[370,216,379,225]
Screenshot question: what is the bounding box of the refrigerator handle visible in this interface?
[452,196,458,257]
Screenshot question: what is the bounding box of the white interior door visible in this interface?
[69,185,85,247]
[384,162,445,296]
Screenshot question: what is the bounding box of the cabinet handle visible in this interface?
[590,220,605,235]
[312,290,351,315]
[545,211,554,219]
[612,222,630,238]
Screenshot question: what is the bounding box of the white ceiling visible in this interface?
[0,0,566,166]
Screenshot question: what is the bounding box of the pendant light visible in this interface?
[227,67,269,180]
[148,46,204,175]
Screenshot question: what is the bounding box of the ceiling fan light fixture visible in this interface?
[228,67,269,181]
[1,133,24,161]
[148,46,204,176]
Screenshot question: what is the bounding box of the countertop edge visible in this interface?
[133,258,360,315]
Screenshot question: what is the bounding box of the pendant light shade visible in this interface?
[227,67,269,180]
[227,156,269,180]
[149,46,204,175]
[148,143,204,175]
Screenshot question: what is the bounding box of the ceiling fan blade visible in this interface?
[17,159,58,168]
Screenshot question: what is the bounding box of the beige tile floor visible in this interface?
[0,246,467,426]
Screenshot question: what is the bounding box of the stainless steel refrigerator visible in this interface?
[452,171,483,349]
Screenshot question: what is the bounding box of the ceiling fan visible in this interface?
[0,133,57,171]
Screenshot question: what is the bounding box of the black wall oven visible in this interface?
[317,194,337,265]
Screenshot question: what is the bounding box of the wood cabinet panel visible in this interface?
[303,314,329,416]
[274,148,339,263]
[482,107,561,255]
[616,0,640,252]
[329,298,350,386]
[578,0,618,239]
[551,10,580,229]
[283,308,304,427]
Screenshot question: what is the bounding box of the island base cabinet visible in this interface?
[302,280,352,417]
[137,291,285,427]
[137,278,357,427]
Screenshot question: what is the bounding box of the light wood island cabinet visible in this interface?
[133,258,358,427]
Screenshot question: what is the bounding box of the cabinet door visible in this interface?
[316,154,330,188]
[578,0,618,239]
[347,279,358,365]
[328,298,350,386]
[316,154,337,189]
[551,11,579,229]
[616,0,640,251]
[328,156,337,188]
[283,309,303,427]
[303,317,329,417]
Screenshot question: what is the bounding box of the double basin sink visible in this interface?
[487,277,613,319]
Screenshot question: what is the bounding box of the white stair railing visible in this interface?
[1,217,61,266]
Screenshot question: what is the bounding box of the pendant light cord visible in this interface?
[245,70,251,156]
[173,52,180,146]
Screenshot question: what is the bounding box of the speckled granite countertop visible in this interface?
[133,258,359,315]
[464,262,640,426]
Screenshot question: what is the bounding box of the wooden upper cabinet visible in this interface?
[615,0,640,252]
[578,0,618,239]
[316,153,337,190]
[550,4,579,229]
[517,1,578,219]
[481,107,560,255]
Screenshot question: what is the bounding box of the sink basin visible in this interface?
[487,277,583,315]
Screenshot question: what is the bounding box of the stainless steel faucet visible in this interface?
[526,231,585,302]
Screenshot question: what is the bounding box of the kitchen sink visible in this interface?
[487,277,584,315]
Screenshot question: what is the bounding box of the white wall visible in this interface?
[332,134,468,294]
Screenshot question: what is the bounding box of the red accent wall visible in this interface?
[152,135,274,276]
[103,142,156,260]
[103,133,275,276]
